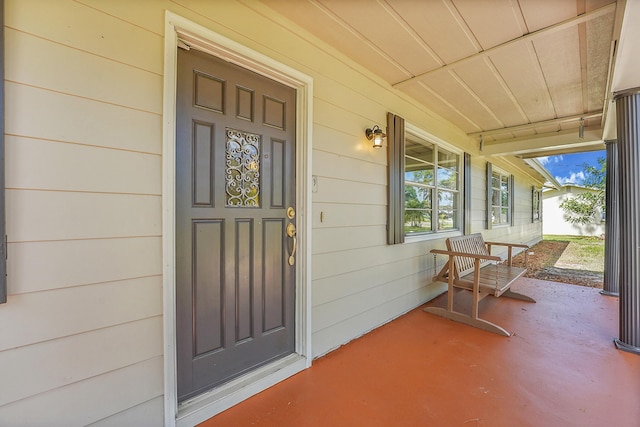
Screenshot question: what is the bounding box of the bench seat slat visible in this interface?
[461,266,527,296]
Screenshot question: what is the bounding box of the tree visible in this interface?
[404,186,423,226]
[560,157,606,225]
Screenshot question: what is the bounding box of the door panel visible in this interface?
[263,218,285,332]
[176,48,296,402]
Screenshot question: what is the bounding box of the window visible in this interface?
[386,113,463,244]
[532,187,542,222]
[404,131,461,235]
[486,163,513,228]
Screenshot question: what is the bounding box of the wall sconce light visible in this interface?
[579,117,585,139]
[366,125,386,148]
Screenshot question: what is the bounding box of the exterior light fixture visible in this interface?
[579,117,585,139]
[366,125,386,148]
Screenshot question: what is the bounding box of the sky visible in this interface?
[536,150,606,186]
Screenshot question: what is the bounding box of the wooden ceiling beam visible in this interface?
[480,127,604,157]
[468,112,602,138]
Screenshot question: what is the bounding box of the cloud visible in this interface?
[538,156,550,165]
[538,155,564,165]
[556,171,585,185]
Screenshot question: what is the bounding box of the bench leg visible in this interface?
[423,306,511,337]
[502,289,536,303]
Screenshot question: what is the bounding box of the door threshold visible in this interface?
[176,353,309,427]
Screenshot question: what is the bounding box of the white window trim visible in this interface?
[404,123,463,242]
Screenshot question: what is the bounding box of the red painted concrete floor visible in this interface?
[200,278,640,427]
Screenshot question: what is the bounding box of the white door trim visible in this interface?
[162,11,313,427]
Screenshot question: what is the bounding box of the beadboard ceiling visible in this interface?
[262,0,638,158]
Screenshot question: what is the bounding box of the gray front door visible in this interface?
[175,47,296,402]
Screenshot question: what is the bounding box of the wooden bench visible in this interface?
[425,233,535,336]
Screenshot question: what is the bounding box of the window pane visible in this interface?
[492,189,501,206]
[405,209,432,234]
[492,173,500,189]
[438,148,458,171]
[492,207,501,224]
[501,208,509,223]
[438,209,456,230]
[438,190,458,230]
[405,185,432,234]
[438,189,456,209]
[501,175,509,192]
[501,189,509,207]
[405,168,434,186]
[437,167,457,190]
[405,137,434,186]
[405,185,431,207]
[406,136,434,163]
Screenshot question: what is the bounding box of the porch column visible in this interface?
[613,88,640,355]
[602,140,619,296]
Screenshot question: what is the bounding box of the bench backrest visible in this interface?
[446,233,491,277]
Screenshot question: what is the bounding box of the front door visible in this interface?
[175,47,297,402]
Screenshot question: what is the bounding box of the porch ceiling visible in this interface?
[261,0,639,158]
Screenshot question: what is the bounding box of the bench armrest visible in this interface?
[483,241,529,267]
[430,248,501,262]
[483,241,529,249]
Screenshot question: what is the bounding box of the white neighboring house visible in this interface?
[543,185,606,236]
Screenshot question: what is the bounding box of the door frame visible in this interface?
[162,12,313,427]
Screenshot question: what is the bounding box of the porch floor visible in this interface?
[200,278,640,427]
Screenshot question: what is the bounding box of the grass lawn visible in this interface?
[543,235,605,273]
[512,235,605,287]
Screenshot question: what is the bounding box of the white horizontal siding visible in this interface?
[3,0,167,423]
[0,357,163,426]
[0,276,162,351]
[312,148,387,186]
[312,178,386,205]
[6,190,161,242]
[87,396,164,427]
[5,28,162,114]
[6,136,161,195]
[5,0,164,74]
[8,237,161,295]
[312,281,446,357]
[313,254,434,308]
[76,0,167,36]
[312,203,386,230]
[313,242,430,281]
[5,82,162,154]
[312,225,386,254]
[0,316,162,407]
[313,270,435,333]
[312,123,385,161]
